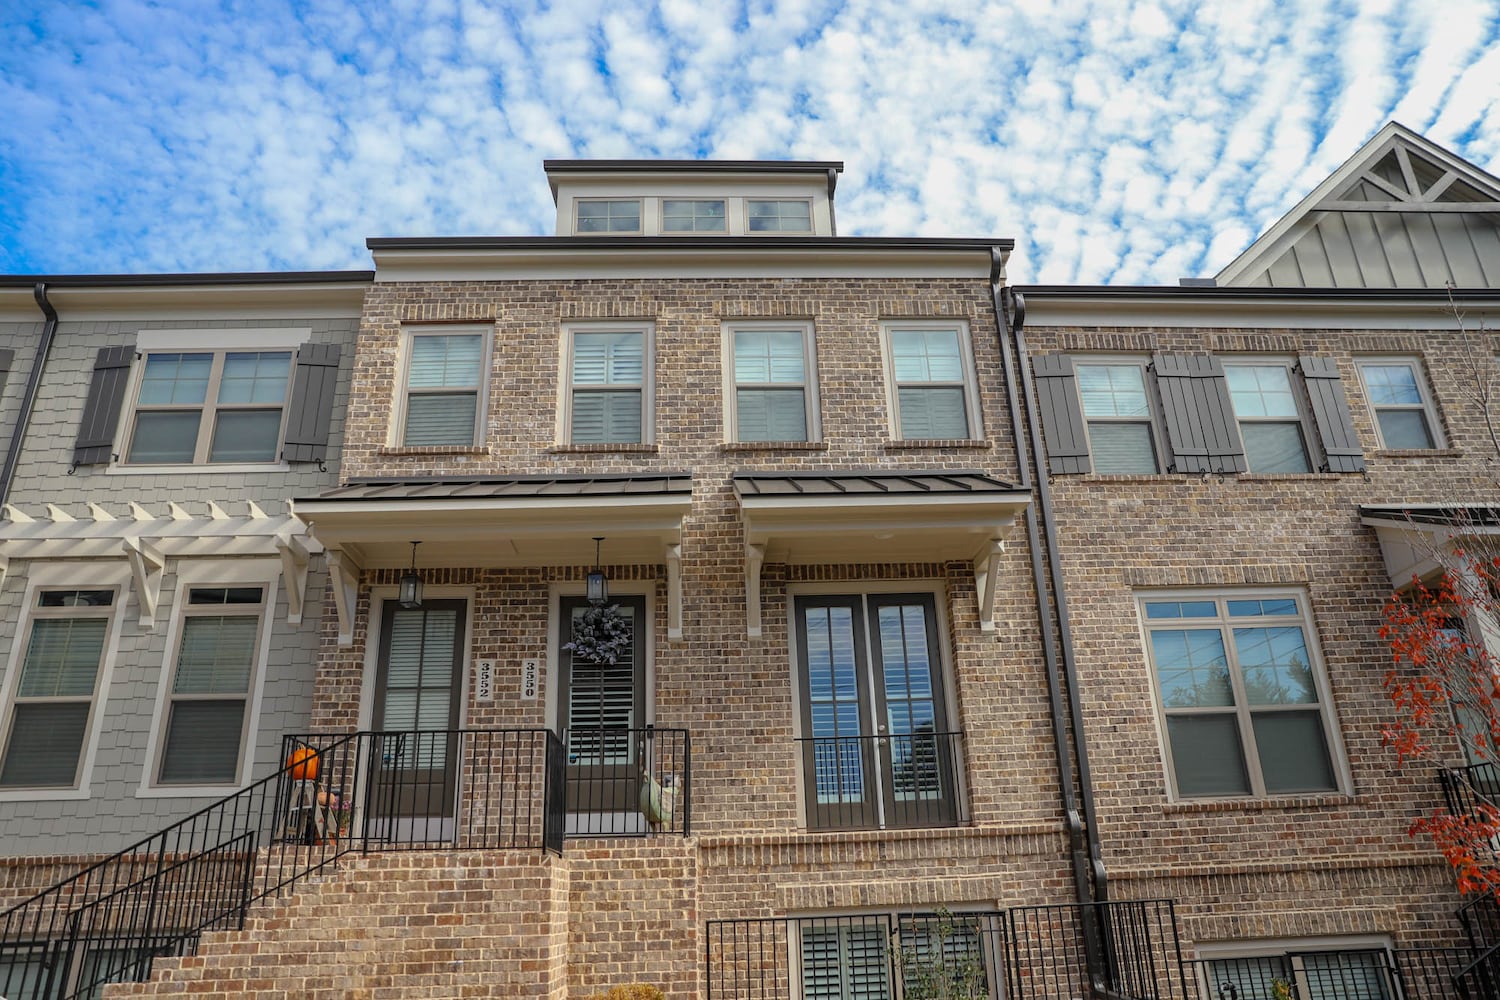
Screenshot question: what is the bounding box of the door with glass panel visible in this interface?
[559,596,646,830]
[370,599,465,833]
[796,594,957,830]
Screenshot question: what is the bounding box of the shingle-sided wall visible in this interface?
[0,321,43,465]
[0,316,358,859]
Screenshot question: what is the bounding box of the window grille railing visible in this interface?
[562,726,692,837]
[796,731,965,831]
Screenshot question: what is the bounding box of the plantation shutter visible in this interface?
[571,391,642,444]
[896,387,968,439]
[566,604,638,764]
[571,332,643,444]
[736,389,807,441]
[281,343,341,463]
[72,345,136,467]
[403,335,482,446]
[1152,352,1247,473]
[1032,354,1091,474]
[1298,356,1367,473]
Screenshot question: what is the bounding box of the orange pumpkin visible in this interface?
[287,747,320,782]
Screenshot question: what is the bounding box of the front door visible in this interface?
[558,595,646,833]
[369,598,465,838]
[796,593,957,830]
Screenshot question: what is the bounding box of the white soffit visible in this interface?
[1360,505,1500,588]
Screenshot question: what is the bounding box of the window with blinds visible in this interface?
[0,589,116,789]
[883,324,978,440]
[800,921,892,1000]
[400,331,486,446]
[566,327,650,445]
[731,325,815,442]
[157,586,265,786]
[379,605,461,769]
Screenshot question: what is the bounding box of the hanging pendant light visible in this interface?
[586,536,609,605]
[399,541,424,609]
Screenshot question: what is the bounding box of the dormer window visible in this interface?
[662,199,727,233]
[747,199,812,233]
[575,199,642,234]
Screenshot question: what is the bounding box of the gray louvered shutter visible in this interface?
[1299,355,1367,473]
[281,343,341,463]
[1152,352,1247,473]
[72,345,135,467]
[1032,354,1091,474]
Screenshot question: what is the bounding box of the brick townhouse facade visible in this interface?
[0,124,1497,998]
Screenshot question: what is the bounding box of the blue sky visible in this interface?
[1,0,1497,284]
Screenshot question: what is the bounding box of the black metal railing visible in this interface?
[796,731,965,831]
[0,728,561,1000]
[561,727,692,837]
[705,899,1187,1000]
[1184,946,1490,999]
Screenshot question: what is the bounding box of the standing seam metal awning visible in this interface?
[1359,504,1500,587]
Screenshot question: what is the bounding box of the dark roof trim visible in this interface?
[1359,504,1500,527]
[340,472,691,488]
[544,159,843,174]
[0,271,374,289]
[301,472,694,504]
[368,235,1012,253]
[734,470,1021,495]
[1014,284,1500,303]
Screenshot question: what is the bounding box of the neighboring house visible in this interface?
[0,273,367,902]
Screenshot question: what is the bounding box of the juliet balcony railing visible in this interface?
[796,731,965,831]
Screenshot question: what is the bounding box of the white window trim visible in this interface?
[137,559,279,798]
[1073,355,1165,474]
[545,580,656,735]
[722,320,822,443]
[1354,355,1445,449]
[0,561,131,802]
[1221,356,1321,473]
[744,197,814,234]
[1136,588,1351,803]
[573,198,644,235]
[660,198,728,234]
[390,325,493,448]
[879,321,984,441]
[557,322,656,445]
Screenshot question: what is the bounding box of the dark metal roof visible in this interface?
[1014,284,1500,302]
[367,235,1012,253]
[543,159,843,174]
[0,271,374,288]
[1360,504,1500,527]
[734,470,1020,498]
[301,473,693,504]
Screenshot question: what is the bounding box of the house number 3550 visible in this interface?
[520,659,540,701]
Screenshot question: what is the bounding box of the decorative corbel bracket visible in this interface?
[745,542,766,639]
[122,536,165,628]
[276,532,311,625]
[665,543,683,641]
[325,548,363,647]
[972,539,1005,633]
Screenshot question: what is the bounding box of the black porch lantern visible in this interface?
[586,536,609,605]
[399,541,424,609]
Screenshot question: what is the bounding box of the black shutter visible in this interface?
[1151,352,1246,474]
[1299,355,1366,473]
[1032,354,1091,474]
[72,345,135,468]
[281,343,342,464]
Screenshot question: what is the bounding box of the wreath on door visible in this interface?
[563,603,632,665]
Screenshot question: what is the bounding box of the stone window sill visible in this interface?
[548,443,659,454]
[719,441,829,452]
[1372,448,1462,459]
[884,439,992,450]
[1162,793,1355,815]
[377,446,489,457]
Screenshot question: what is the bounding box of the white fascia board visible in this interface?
[738,491,1030,517]
[294,493,693,520]
[1020,292,1500,330]
[36,282,368,321]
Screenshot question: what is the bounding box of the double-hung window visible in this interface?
[1224,362,1313,473]
[1075,361,1160,473]
[883,323,980,440]
[126,351,291,464]
[399,330,487,446]
[0,589,117,790]
[1357,358,1442,449]
[564,326,650,444]
[747,199,812,232]
[1140,592,1341,798]
[156,585,267,786]
[729,324,817,442]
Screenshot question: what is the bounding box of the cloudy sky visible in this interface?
[1,0,1497,284]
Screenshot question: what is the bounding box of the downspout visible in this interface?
[0,283,59,507]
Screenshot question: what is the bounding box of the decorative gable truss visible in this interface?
[0,501,318,628]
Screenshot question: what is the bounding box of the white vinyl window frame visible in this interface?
[391,326,492,448]
[723,321,821,443]
[574,198,644,234]
[0,562,130,801]
[745,198,814,234]
[1073,356,1165,474]
[1137,589,1350,802]
[879,321,983,442]
[558,322,655,446]
[1355,355,1445,450]
[1222,357,1320,474]
[139,559,279,797]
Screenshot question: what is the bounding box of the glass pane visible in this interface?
[1076,364,1149,417]
[18,618,108,697]
[408,334,482,389]
[573,332,643,386]
[736,388,808,442]
[1227,598,1298,617]
[1204,957,1294,1000]
[1144,601,1216,619]
[890,330,963,382]
[897,387,968,439]
[1227,365,1298,417]
[1087,422,1157,473]
[804,604,864,804]
[1376,409,1435,449]
[734,330,805,384]
[1253,711,1337,793]
[209,409,282,462]
[576,200,640,232]
[0,703,89,787]
[217,351,291,404]
[1300,951,1393,1000]
[129,411,202,463]
[1242,422,1311,473]
[1150,628,1231,707]
[662,199,725,232]
[571,390,643,444]
[173,616,258,694]
[1362,364,1423,405]
[1234,626,1316,704]
[747,199,810,231]
[1167,715,1249,796]
[403,393,477,446]
[137,353,211,405]
[159,700,245,783]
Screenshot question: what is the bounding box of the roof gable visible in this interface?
[1215,122,1500,289]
